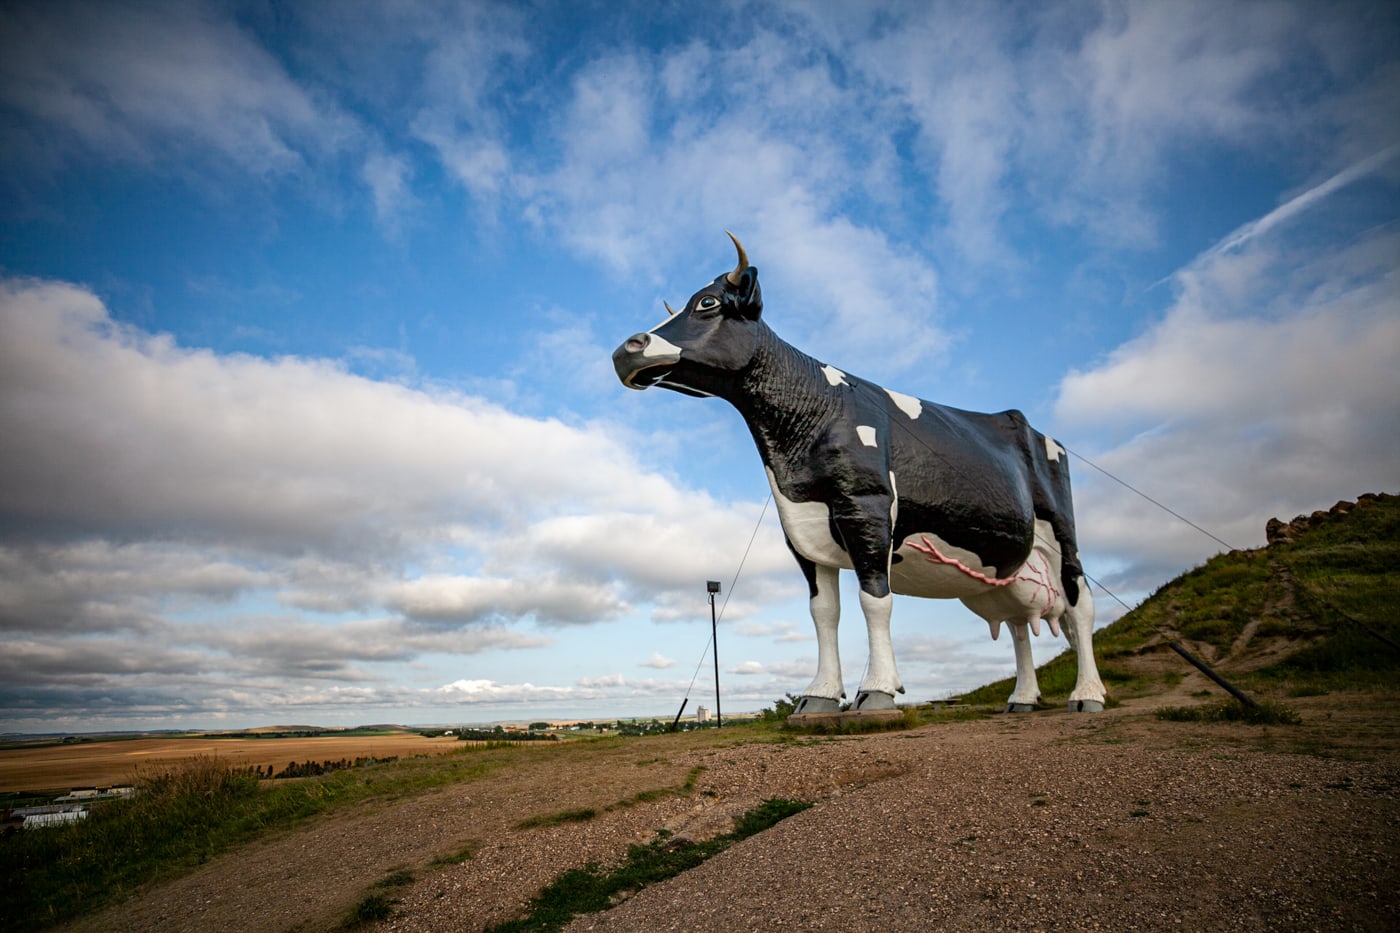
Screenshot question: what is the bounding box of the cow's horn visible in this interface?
[725,231,748,286]
[664,300,677,316]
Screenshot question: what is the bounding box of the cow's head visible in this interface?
[612,232,763,398]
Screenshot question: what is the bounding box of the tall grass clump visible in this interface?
[1,755,260,929]
[1,745,517,930]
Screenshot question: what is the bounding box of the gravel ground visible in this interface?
[67,696,1400,933]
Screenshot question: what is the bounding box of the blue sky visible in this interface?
[1,0,1396,732]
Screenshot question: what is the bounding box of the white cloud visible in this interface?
[0,279,691,559]
[383,575,626,628]
[640,652,676,670]
[0,278,795,722]
[0,1,353,175]
[1055,195,1400,589]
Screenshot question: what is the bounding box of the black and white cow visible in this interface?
[613,235,1105,714]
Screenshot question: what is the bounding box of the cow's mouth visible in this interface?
[621,362,673,390]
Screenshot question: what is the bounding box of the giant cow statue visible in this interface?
[613,235,1106,714]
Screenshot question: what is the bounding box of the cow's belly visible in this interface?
[890,533,1005,598]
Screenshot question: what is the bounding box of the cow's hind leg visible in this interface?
[1063,576,1106,712]
[1006,622,1041,712]
[794,562,844,714]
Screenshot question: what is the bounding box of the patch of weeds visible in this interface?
[342,892,395,928]
[376,868,415,889]
[339,865,417,927]
[1156,698,1302,725]
[488,798,810,932]
[1130,809,1150,818]
[430,843,475,866]
[515,807,598,830]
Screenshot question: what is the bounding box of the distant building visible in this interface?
[55,785,135,803]
[11,805,88,830]
[696,706,710,722]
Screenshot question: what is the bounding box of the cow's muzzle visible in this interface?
[613,332,680,390]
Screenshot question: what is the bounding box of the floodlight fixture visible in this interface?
[707,581,722,727]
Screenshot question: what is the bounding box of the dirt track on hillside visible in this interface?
[66,694,1400,932]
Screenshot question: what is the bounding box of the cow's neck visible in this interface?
[727,324,842,472]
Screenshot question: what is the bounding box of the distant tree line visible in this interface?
[233,756,399,780]
[453,727,557,742]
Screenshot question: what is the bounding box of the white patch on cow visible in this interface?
[856,425,878,448]
[821,364,848,387]
[885,388,923,420]
[889,472,898,525]
[637,332,683,360]
[765,467,852,569]
[1044,436,1065,461]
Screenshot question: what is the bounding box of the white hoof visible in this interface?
[1006,702,1037,713]
[1068,699,1104,713]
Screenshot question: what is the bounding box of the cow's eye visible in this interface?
[696,296,720,311]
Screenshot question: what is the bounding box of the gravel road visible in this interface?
[69,696,1399,933]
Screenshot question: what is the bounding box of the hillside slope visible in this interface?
[964,491,1400,705]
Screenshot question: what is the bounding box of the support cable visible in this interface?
[678,494,773,705]
[1065,447,1238,552]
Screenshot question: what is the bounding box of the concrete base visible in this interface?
[787,708,905,728]
[1068,699,1105,713]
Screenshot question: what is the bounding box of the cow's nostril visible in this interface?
[625,334,649,353]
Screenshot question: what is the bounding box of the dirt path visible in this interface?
[66,695,1400,932]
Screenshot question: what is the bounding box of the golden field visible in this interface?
[0,733,465,793]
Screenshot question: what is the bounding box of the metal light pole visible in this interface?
[707,580,722,728]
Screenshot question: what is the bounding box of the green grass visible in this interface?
[339,867,418,929]
[965,495,1400,705]
[1155,698,1302,725]
[486,798,812,933]
[513,765,708,831]
[1253,496,1400,690]
[0,748,519,930]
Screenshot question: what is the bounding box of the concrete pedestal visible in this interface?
[787,708,905,728]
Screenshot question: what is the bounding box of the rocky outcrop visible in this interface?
[1265,492,1389,546]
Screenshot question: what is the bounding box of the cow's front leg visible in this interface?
[1006,622,1041,711]
[838,505,903,711]
[795,560,844,714]
[853,587,904,710]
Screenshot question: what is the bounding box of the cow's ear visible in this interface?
[731,266,762,320]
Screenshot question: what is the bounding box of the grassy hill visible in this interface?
[961,492,1400,706]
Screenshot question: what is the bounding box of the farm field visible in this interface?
[0,733,464,794]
